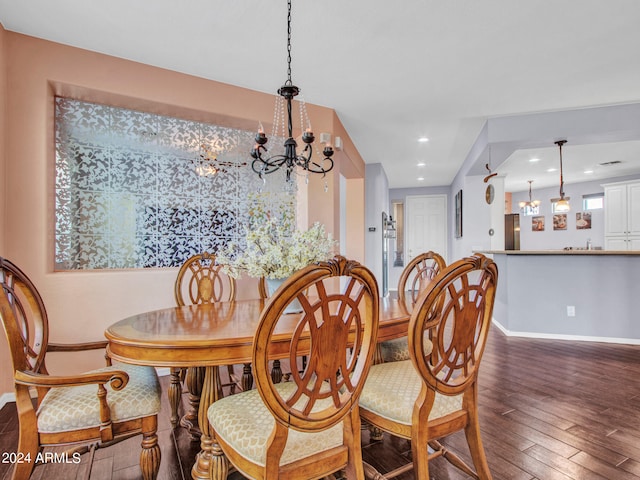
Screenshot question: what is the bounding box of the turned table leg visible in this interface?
[241,363,253,391]
[181,366,205,441]
[168,367,182,428]
[191,365,228,480]
[271,359,282,384]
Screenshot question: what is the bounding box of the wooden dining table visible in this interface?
[105,297,411,480]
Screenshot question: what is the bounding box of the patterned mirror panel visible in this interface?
[55,97,293,270]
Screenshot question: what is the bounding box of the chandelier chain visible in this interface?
[286,0,293,86]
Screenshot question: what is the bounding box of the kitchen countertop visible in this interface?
[485,249,640,342]
[476,250,640,255]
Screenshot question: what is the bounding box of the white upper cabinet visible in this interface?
[604,180,640,250]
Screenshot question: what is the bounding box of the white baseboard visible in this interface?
[491,318,640,345]
[0,392,15,410]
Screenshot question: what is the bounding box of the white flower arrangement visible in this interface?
[218,219,336,279]
[217,193,336,279]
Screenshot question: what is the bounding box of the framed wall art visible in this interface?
[553,214,567,231]
[455,189,463,238]
[532,216,545,232]
[576,212,592,229]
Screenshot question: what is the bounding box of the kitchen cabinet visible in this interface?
[603,180,640,250]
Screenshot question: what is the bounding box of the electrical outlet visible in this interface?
[567,305,576,317]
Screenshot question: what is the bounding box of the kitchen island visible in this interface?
[477,250,640,344]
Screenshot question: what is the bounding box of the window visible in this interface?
[55,97,292,270]
[582,193,604,211]
[521,205,540,216]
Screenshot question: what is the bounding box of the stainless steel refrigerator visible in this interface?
[505,214,520,250]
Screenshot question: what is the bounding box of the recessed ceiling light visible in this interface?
[584,170,594,174]
[529,158,540,163]
[418,137,429,143]
[417,162,426,167]
[547,167,557,173]
[417,177,425,181]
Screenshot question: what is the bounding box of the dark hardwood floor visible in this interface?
[2,328,640,479]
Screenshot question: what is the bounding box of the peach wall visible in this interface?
[345,179,365,262]
[0,32,365,396]
[333,112,365,263]
[0,24,10,397]
[0,24,6,256]
[296,110,366,262]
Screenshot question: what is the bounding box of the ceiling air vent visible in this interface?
[599,160,622,166]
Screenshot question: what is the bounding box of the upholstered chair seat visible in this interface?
[359,360,462,426]
[380,333,434,363]
[379,337,411,363]
[37,363,161,434]
[208,381,343,467]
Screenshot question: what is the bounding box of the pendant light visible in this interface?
[553,140,570,212]
[519,180,541,212]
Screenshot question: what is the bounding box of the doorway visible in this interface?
[405,195,448,262]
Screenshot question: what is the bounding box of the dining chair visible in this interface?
[170,252,238,433]
[0,257,161,480]
[359,254,498,480]
[379,251,446,363]
[207,255,380,480]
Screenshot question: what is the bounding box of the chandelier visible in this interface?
[519,180,540,212]
[250,0,334,182]
[197,144,246,177]
[552,140,571,212]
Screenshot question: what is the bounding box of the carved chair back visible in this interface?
[397,251,446,306]
[174,252,235,306]
[0,258,50,382]
[254,255,379,449]
[410,254,498,395]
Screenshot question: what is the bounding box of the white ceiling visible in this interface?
[498,141,640,192]
[2,0,640,190]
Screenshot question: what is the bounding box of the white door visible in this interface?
[405,195,447,262]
